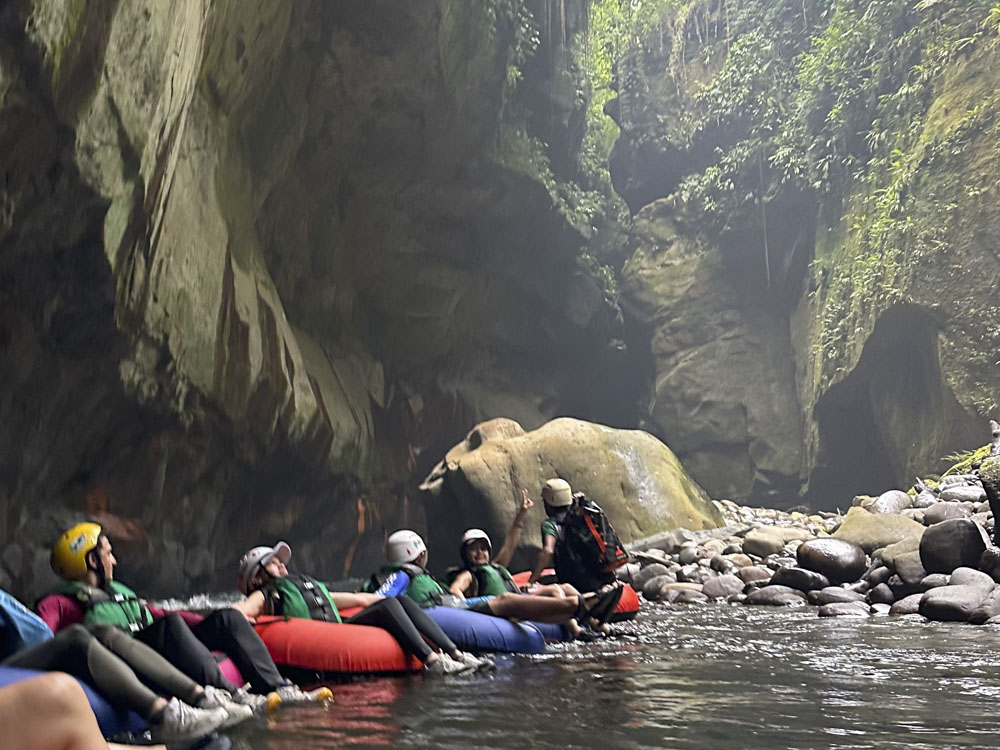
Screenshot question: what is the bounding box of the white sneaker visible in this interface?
[200,685,254,728]
[150,698,229,743]
[423,653,475,677]
[456,651,495,671]
[275,683,334,703]
[230,686,271,712]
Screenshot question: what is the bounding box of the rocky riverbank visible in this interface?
[621,422,1000,624]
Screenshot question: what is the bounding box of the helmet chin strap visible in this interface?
[86,553,108,588]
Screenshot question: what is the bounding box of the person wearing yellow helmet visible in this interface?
[39,522,324,711]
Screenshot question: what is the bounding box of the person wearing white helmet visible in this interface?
[447,490,615,639]
[233,542,488,676]
[368,527,621,630]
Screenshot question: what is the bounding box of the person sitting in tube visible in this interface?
[366,529,622,632]
[232,542,491,676]
[446,490,610,639]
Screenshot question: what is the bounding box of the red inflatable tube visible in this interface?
[253,616,422,675]
[510,570,640,622]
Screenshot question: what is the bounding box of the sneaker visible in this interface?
[455,651,495,672]
[200,686,254,728]
[230,686,271,713]
[150,698,229,743]
[275,683,334,703]
[423,653,475,677]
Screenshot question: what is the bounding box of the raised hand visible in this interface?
[520,489,535,514]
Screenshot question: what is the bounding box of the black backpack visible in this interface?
[561,493,629,574]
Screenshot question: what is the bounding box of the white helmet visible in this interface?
[237,542,291,595]
[541,478,573,507]
[461,528,492,551]
[386,530,427,564]
[460,529,491,563]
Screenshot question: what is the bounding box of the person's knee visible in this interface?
[60,624,93,651]
[36,672,89,711]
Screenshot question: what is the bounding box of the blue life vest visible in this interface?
[0,589,52,658]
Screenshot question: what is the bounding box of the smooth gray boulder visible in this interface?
[770,566,830,592]
[808,587,866,606]
[746,586,808,607]
[736,566,772,585]
[832,507,925,553]
[867,583,894,605]
[796,538,867,584]
[818,601,870,618]
[919,573,950,590]
[892,551,927,587]
[701,574,744,599]
[919,584,992,622]
[923,502,971,526]
[919,519,989,573]
[642,574,677,600]
[889,594,923,615]
[970,587,1000,625]
[868,490,912,514]
[633,563,670,591]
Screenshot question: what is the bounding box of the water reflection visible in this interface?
[220,603,1000,749]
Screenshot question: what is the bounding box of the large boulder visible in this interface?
[796,538,867,584]
[832,506,925,553]
[919,519,990,574]
[420,417,723,568]
[743,527,812,558]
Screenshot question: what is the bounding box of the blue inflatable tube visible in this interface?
[0,665,147,738]
[424,606,567,653]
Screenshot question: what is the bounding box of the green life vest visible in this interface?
[365,563,444,607]
[57,581,153,633]
[263,574,341,623]
[468,563,520,597]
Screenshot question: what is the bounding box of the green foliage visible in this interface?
[941,444,993,477]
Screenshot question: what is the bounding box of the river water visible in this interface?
[217,602,1000,750]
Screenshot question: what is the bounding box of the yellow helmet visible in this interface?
[51,522,102,581]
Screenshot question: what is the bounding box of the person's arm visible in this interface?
[373,571,410,598]
[527,535,557,585]
[494,489,534,568]
[35,595,82,634]
[327,592,382,609]
[449,570,474,596]
[231,591,267,621]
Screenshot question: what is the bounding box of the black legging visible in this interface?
[133,610,286,694]
[2,624,192,719]
[345,596,457,661]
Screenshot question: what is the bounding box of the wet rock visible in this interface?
[888,575,920,600]
[818,601,869,618]
[673,590,710,605]
[866,566,892,587]
[736,566,772,585]
[658,582,704,602]
[912,490,939,509]
[969,588,1000,625]
[867,583,894,605]
[764,555,797,570]
[889,594,923,615]
[919,519,989,573]
[770,566,829,592]
[870,603,892,616]
[919,584,992,622]
[979,548,1000,583]
[902,509,926,524]
[743,528,786,558]
[746,586,807,607]
[892,551,927,587]
[920,573,950,590]
[832,506,925,553]
[678,546,699,565]
[702,574,744,599]
[677,565,715,584]
[796,538,867,584]
[923,502,970,525]
[949,567,995,591]
[868,490,912,514]
[703,538,728,555]
[808,587,866,606]
[641,574,677,600]
[939,485,986,504]
[722,553,753,568]
[616,562,642,583]
[633,563,670,591]
[709,556,735,574]
[879,537,921,569]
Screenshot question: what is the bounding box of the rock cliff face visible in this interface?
[611,0,994,508]
[0,0,628,597]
